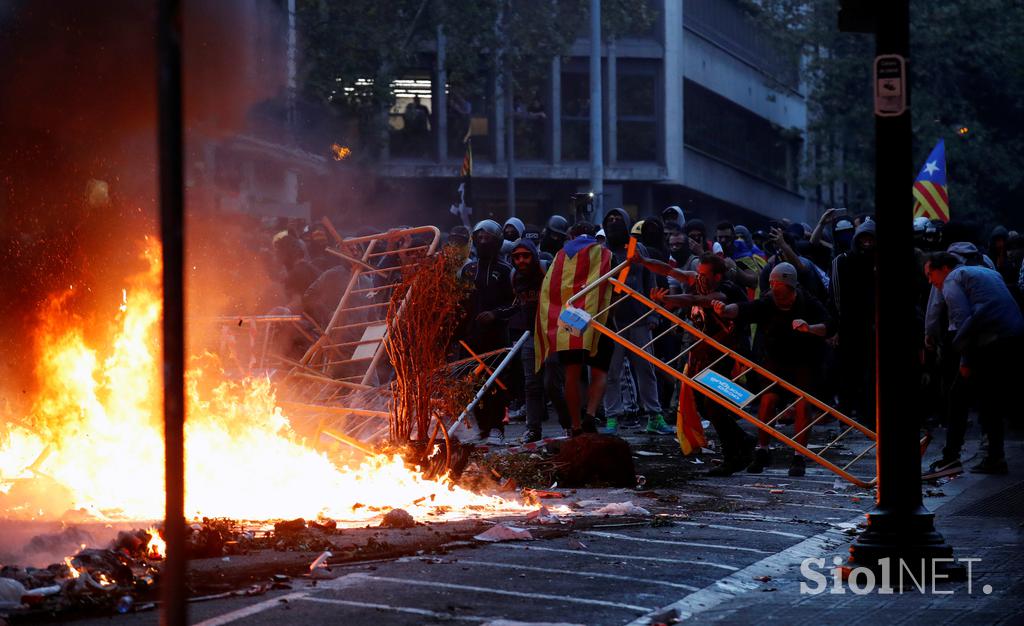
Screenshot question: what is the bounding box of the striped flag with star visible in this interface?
[534,241,613,372]
[913,139,949,222]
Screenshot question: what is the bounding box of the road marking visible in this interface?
[192,592,311,626]
[492,543,739,571]
[624,455,983,626]
[775,501,867,513]
[350,573,653,612]
[582,531,772,554]
[669,520,806,539]
[297,596,492,622]
[448,559,700,591]
[693,482,873,498]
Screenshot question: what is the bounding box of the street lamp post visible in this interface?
[847,0,955,573]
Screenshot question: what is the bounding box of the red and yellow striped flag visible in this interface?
[913,139,949,222]
[676,383,708,456]
[534,241,612,371]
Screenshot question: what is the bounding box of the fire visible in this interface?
[0,240,533,523]
[330,143,351,160]
[146,528,166,559]
[64,557,80,579]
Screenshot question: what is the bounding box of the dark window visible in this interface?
[561,71,590,161]
[684,80,800,189]
[617,71,657,162]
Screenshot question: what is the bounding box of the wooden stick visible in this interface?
[459,340,508,390]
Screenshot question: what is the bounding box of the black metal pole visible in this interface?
[849,0,952,571]
[157,0,187,623]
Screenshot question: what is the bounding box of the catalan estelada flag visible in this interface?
[534,239,612,372]
[676,382,708,456]
[913,139,949,222]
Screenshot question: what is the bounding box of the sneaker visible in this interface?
[520,429,542,444]
[923,457,962,479]
[486,432,507,446]
[602,416,619,435]
[788,454,806,477]
[645,413,675,435]
[970,457,1008,475]
[580,414,598,434]
[747,448,770,473]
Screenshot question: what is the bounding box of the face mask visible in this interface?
[604,221,629,247]
[476,240,500,260]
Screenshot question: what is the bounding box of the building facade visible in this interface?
[375,0,816,230]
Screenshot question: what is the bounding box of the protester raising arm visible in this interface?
[629,251,697,287]
[810,208,843,249]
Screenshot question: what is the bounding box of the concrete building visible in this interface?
[374,0,816,230]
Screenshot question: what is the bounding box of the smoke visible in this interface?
[0,0,290,403]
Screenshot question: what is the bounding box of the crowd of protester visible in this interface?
[265,206,1024,479]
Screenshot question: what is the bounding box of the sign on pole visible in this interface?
[874,54,907,117]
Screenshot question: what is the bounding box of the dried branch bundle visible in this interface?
[385,249,468,443]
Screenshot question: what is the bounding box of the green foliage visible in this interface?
[296,0,654,157]
[753,0,1024,229]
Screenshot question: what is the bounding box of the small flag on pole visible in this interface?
[913,139,949,222]
[449,138,474,227]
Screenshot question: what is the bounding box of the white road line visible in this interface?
[297,596,492,622]
[192,592,311,626]
[723,495,770,504]
[351,573,653,612]
[775,501,867,513]
[492,543,739,572]
[450,559,700,592]
[699,511,831,526]
[582,531,772,554]
[693,482,872,498]
[624,455,983,626]
[669,520,806,539]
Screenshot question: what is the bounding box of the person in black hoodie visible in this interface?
[602,208,673,435]
[494,239,552,442]
[459,220,515,445]
[829,220,876,419]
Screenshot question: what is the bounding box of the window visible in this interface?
[561,71,590,161]
[684,80,800,189]
[617,70,658,162]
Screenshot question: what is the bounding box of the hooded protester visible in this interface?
[684,219,709,255]
[494,239,550,442]
[734,225,766,259]
[662,205,686,233]
[601,209,672,435]
[989,225,1016,288]
[459,220,515,445]
[539,214,570,257]
[500,217,526,258]
[829,220,877,418]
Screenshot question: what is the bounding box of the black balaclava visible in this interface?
[603,209,631,248]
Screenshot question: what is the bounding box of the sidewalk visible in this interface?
[634,432,1024,625]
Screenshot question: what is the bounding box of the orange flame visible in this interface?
[64,556,80,579]
[146,528,166,559]
[1,240,536,523]
[330,143,351,161]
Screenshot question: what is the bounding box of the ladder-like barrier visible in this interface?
[282,224,441,405]
[568,260,879,488]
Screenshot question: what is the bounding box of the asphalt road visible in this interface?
[72,423,891,626]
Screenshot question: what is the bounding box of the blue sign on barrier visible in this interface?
[694,369,753,407]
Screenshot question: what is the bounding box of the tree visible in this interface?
[296,0,654,160]
[751,0,1024,231]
